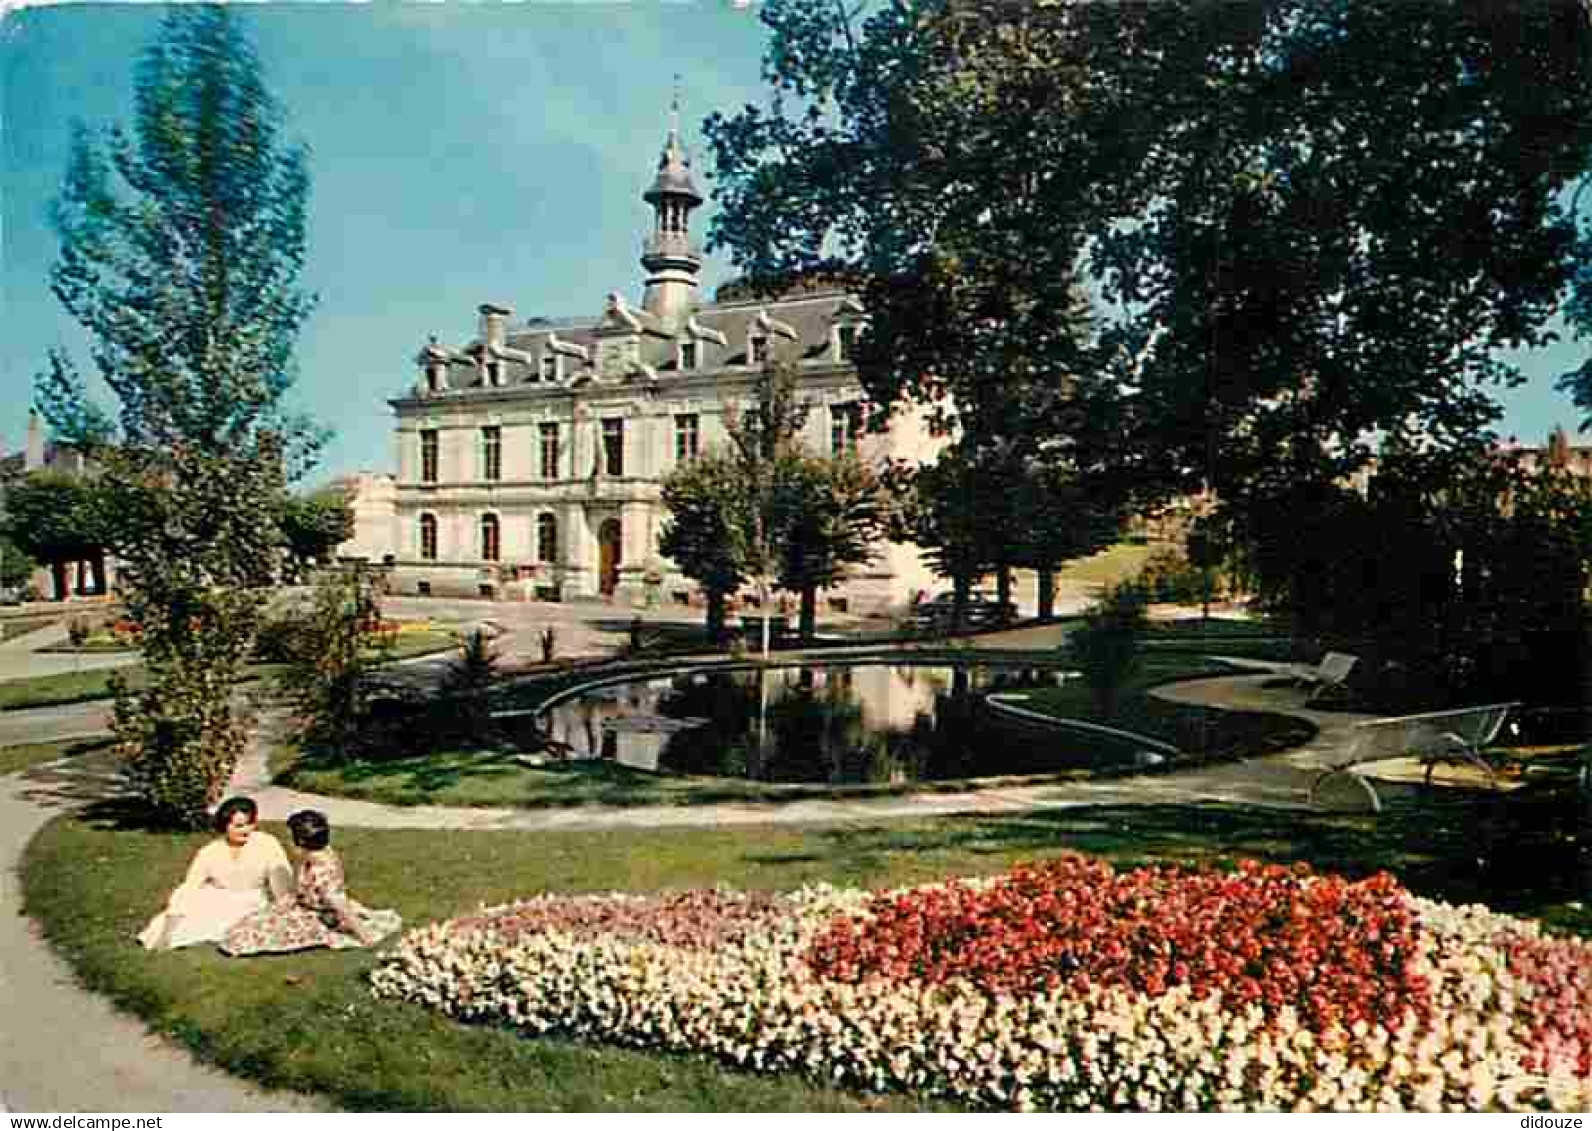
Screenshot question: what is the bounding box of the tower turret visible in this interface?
[640,91,704,326]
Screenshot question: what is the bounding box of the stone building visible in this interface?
[380,109,941,612]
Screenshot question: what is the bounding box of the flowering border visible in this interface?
[371,859,1591,1112]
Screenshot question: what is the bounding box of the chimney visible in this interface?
[478,303,512,350]
[24,410,44,471]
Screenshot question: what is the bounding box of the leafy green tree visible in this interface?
[0,471,110,599]
[660,451,748,641]
[776,451,886,640]
[0,531,38,592]
[280,489,354,582]
[36,5,320,827]
[708,0,1592,516]
[890,450,991,632]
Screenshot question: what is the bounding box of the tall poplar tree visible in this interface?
[37,5,320,827]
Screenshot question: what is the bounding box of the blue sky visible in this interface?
[3,1,1589,488]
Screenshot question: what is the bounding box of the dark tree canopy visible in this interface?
[706,0,1592,509]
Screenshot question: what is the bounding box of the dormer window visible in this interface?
[836,325,859,362]
[540,353,560,382]
[425,363,443,393]
[679,340,699,371]
[749,334,769,366]
[485,360,503,387]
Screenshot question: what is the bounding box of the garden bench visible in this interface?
[1308,701,1519,812]
[1207,651,1358,701]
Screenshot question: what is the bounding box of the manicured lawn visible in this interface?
[1052,541,1159,588]
[0,667,144,711]
[0,632,455,713]
[0,613,62,642]
[0,734,113,775]
[22,776,1589,1111]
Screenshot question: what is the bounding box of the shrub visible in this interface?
[1067,582,1148,718]
[443,628,500,736]
[66,616,91,647]
[274,567,389,758]
[112,585,262,828]
[251,614,302,663]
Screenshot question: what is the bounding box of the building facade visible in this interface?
[378,111,941,613]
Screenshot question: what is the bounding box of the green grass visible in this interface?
[0,632,455,713]
[1052,542,1160,588]
[379,631,461,662]
[0,666,142,711]
[0,613,62,642]
[0,734,113,775]
[37,639,139,654]
[21,774,1590,1111]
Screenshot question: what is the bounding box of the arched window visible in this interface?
[537,513,558,564]
[419,513,438,561]
[480,513,501,562]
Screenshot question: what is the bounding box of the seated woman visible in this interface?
[220,809,402,956]
[138,796,293,950]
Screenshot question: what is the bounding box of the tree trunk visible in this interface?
[952,572,971,633]
[799,584,818,640]
[50,561,69,602]
[1038,566,1056,622]
[706,589,726,642]
[91,554,108,596]
[995,563,1013,622]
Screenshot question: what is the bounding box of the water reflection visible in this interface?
[537,663,1144,784]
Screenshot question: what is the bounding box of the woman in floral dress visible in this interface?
[220,809,401,956]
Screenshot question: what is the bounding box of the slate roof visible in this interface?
[407,289,866,399]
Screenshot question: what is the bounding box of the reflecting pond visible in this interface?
[536,662,1155,785]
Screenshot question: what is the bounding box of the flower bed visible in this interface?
[370,856,1592,1112]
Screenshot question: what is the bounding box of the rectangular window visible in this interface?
[837,324,859,361]
[679,341,698,371]
[749,334,769,365]
[420,429,439,484]
[602,418,624,477]
[480,426,502,481]
[831,402,862,454]
[675,413,699,463]
[540,353,559,382]
[539,422,560,480]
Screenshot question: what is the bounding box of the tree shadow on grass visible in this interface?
[796,784,1591,929]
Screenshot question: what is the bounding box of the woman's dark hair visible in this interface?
[212,796,259,835]
[286,809,331,851]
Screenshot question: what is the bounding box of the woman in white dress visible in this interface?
[137,796,294,950]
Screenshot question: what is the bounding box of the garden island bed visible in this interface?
[20,792,1591,1112]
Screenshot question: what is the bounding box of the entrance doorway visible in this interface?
[598,518,622,596]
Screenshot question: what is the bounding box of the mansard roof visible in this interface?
[410,288,864,398]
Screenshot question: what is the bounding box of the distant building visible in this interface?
[0,410,113,599]
[374,104,942,612]
[330,472,396,564]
